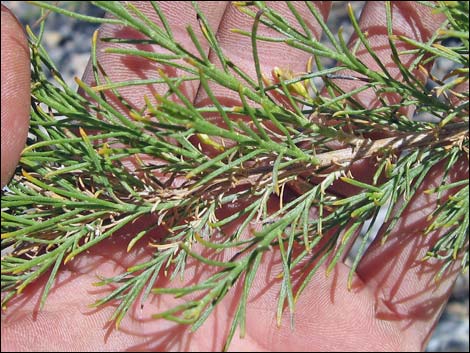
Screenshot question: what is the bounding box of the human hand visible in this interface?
[1,5,30,188]
[1,2,467,351]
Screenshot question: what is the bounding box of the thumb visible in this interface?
[1,5,30,188]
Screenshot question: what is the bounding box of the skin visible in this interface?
[1,2,468,351]
[1,5,30,187]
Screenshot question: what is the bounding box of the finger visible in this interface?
[317,0,446,266]
[193,2,331,107]
[81,2,228,109]
[1,5,30,187]
[325,3,466,347]
[190,1,331,176]
[328,2,442,109]
[317,2,447,198]
[292,2,449,280]
[79,2,229,174]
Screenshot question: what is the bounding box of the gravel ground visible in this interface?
[2,2,468,352]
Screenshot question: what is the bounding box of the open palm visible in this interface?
[1,2,467,351]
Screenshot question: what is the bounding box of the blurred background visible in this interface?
[2,2,468,351]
